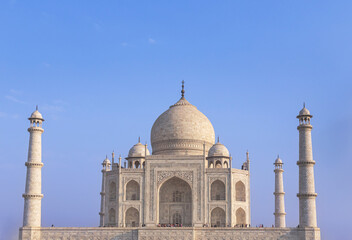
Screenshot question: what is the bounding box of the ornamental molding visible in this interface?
[209,205,226,212]
[22,193,43,199]
[152,139,212,155]
[297,193,318,198]
[124,177,141,186]
[297,160,316,165]
[157,170,193,187]
[209,177,226,185]
[25,162,44,167]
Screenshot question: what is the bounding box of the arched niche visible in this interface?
[159,177,192,226]
[211,180,225,201]
[125,207,139,227]
[109,182,116,201]
[109,208,116,224]
[236,208,246,225]
[235,181,246,202]
[211,207,225,227]
[126,180,140,200]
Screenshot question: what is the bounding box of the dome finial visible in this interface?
[303,102,305,108]
[181,80,185,98]
[217,136,220,143]
[36,105,38,111]
[138,136,140,143]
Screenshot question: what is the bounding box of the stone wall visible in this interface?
[19,227,320,240]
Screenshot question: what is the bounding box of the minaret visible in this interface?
[22,106,44,227]
[99,155,111,227]
[297,104,317,227]
[274,155,286,227]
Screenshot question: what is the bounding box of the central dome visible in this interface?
[151,96,215,155]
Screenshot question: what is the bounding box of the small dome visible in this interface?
[299,107,310,116]
[128,142,150,158]
[102,156,111,165]
[208,142,230,157]
[29,110,44,121]
[275,156,282,164]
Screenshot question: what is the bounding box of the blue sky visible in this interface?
[1,1,352,239]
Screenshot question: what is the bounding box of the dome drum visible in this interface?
[152,139,213,155]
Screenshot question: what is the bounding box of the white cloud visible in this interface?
[5,95,26,104]
[9,89,22,95]
[148,38,156,44]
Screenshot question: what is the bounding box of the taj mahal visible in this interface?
[19,83,321,240]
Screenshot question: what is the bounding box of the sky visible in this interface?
[1,0,352,239]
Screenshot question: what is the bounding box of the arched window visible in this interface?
[125,207,139,227]
[126,180,140,200]
[173,191,182,202]
[236,208,246,225]
[235,181,246,202]
[209,162,214,168]
[109,182,116,201]
[142,162,145,168]
[109,208,116,224]
[211,207,225,227]
[215,160,222,168]
[172,212,182,224]
[224,161,228,168]
[211,180,225,201]
[134,161,140,168]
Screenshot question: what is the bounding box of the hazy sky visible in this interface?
[1,1,352,239]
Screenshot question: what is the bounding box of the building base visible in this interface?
[19,226,321,240]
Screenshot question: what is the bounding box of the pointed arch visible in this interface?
[211,207,225,227]
[109,208,116,224]
[224,161,228,168]
[109,182,116,201]
[134,161,140,168]
[126,180,140,200]
[125,207,139,227]
[159,177,192,226]
[211,180,225,201]
[235,181,246,202]
[236,208,246,225]
[215,160,222,168]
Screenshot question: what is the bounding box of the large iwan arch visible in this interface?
[159,177,192,226]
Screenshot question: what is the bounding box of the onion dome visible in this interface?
[275,156,282,164]
[208,142,230,157]
[102,156,111,165]
[28,106,44,121]
[150,82,215,155]
[128,142,150,158]
[297,103,312,118]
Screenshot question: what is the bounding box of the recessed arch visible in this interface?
[159,176,192,226]
[109,182,116,201]
[211,207,225,227]
[235,181,246,202]
[126,180,140,200]
[109,208,116,224]
[125,207,139,227]
[211,180,225,201]
[236,208,246,225]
